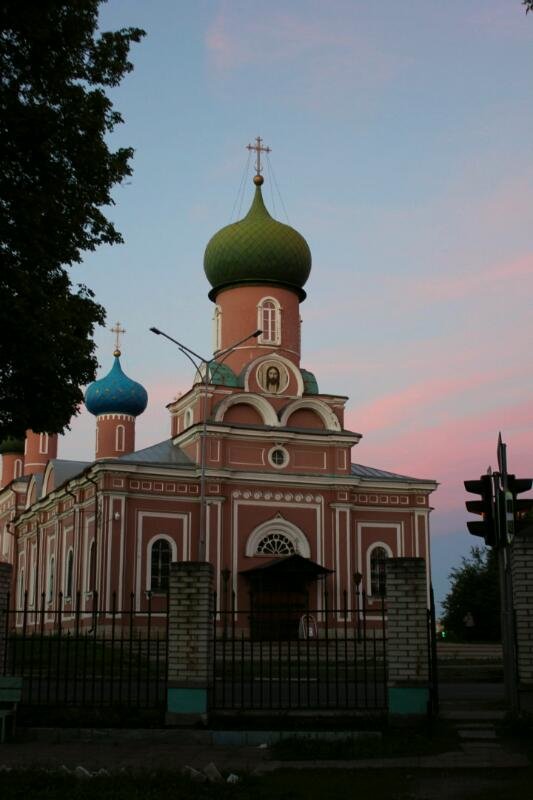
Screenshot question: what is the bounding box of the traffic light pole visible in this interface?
[494,479,519,712]
[465,434,533,714]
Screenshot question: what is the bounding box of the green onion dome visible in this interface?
[0,437,25,455]
[204,181,312,301]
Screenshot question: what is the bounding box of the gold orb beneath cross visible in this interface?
[253,175,264,186]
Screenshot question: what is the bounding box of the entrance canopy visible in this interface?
[240,554,333,581]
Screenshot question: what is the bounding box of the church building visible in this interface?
[0,141,437,630]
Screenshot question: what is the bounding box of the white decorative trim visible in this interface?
[257,296,281,345]
[214,393,278,426]
[135,511,189,610]
[280,398,341,432]
[145,534,178,592]
[213,304,222,353]
[243,353,305,397]
[245,516,311,558]
[96,413,135,421]
[366,540,393,596]
[115,424,125,452]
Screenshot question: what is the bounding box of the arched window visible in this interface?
[39,433,49,455]
[256,532,295,556]
[212,305,222,352]
[150,538,171,592]
[370,547,388,596]
[14,459,22,478]
[184,408,193,429]
[47,556,55,602]
[18,569,25,607]
[246,518,310,558]
[258,298,281,345]
[88,541,96,593]
[65,549,74,598]
[115,424,125,452]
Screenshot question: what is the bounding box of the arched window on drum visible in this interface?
[258,298,281,345]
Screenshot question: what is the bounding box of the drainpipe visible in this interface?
[64,486,78,605]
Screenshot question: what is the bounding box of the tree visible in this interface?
[0,1,144,440]
[441,546,500,642]
[524,1,533,13]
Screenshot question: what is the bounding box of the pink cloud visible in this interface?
[348,365,523,436]
[352,399,533,514]
[409,254,533,305]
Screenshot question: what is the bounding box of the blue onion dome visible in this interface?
[85,350,148,417]
[204,176,312,301]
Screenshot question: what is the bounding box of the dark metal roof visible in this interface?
[240,554,333,577]
[48,459,91,489]
[116,439,193,467]
[351,463,431,483]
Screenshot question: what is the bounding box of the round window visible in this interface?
[268,447,288,469]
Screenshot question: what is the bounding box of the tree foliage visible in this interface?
[524,1,533,14]
[0,1,144,440]
[441,546,500,642]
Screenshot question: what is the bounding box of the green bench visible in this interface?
[0,676,23,743]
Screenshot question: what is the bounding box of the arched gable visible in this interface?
[214,393,278,426]
[42,462,55,496]
[280,399,341,432]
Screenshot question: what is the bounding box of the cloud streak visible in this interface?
[204,2,406,109]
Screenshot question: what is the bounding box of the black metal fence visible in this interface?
[1,591,168,717]
[211,590,387,712]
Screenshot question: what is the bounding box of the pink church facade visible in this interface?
[0,165,437,632]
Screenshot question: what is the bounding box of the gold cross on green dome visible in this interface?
[246,136,271,184]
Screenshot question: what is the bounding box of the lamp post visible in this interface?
[150,326,261,560]
[353,571,363,641]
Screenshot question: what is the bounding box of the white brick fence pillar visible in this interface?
[510,530,533,712]
[166,561,214,724]
[386,557,429,716]
[0,562,13,673]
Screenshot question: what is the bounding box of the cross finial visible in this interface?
[110,321,126,356]
[246,136,271,185]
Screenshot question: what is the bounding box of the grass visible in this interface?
[269,719,459,760]
[1,768,533,800]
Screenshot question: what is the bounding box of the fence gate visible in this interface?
[211,590,387,712]
[1,591,168,723]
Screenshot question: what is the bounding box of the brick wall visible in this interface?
[510,532,533,686]
[167,561,214,688]
[386,557,429,686]
[0,562,13,673]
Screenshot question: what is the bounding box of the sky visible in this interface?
[61,0,533,613]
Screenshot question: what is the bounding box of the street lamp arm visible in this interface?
[150,325,263,562]
[149,327,206,363]
[150,327,204,382]
[215,329,262,362]
[150,326,262,366]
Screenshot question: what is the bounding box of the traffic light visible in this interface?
[507,475,533,536]
[464,474,497,546]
